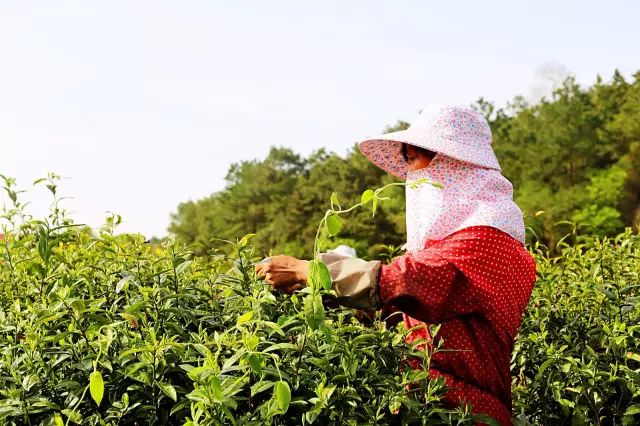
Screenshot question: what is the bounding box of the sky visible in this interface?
[1,1,639,237]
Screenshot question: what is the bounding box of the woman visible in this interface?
[256,104,537,425]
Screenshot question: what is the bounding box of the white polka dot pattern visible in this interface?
[379,226,537,425]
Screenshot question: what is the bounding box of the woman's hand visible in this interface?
[255,255,309,294]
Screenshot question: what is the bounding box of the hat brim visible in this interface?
[358,129,501,179]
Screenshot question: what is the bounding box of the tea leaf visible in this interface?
[626,352,640,362]
[330,192,340,209]
[115,275,132,293]
[389,395,402,414]
[37,232,49,264]
[89,371,104,406]
[360,189,374,205]
[325,213,342,237]
[304,293,324,330]
[54,413,64,426]
[264,342,299,353]
[158,381,177,402]
[274,381,291,413]
[211,377,224,401]
[307,260,332,291]
[238,233,255,248]
[236,310,254,325]
[625,405,640,415]
[61,408,83,424]
[251,380,275,396]
[22,374,38,391]
[247,354,262,374]
[318,263,332,291]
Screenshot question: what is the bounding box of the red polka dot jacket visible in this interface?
[320,225,537,425]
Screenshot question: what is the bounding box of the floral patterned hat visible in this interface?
[358,104,501,179]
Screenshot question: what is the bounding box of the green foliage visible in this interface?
[572,165,627,236]
[2,170,640,424]
[513,230,640,425]
[0,184,478,425]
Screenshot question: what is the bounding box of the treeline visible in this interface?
[169,70,640,257]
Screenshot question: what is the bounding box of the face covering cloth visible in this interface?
[404,154,525,252]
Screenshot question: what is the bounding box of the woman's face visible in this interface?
[405,144,434,171]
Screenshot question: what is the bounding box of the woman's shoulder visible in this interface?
[426,226,536,276]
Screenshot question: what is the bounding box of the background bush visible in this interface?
[512,229,640,425]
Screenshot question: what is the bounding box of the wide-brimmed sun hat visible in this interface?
[358,104,501,179]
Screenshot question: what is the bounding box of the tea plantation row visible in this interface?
[0,222,638,425]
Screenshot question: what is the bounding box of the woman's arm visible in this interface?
[375,248,463,323]
[319,248,463,323]
[321,227,536,328]
[257,227,536,330]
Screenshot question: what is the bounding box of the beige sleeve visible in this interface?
[317,252,382,310]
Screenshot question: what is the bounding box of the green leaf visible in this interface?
[37,232,49,264]
[627,352,640,362]
[307,260,319,290]
[70,300,85,315]
[61,408,83,424]
[557,398,575,408]
[319,323,334,344]
[371,196,378,217]
[318,262,332,291]
[236,310,254,325]
[304,293,324,330]
[22,373,38,391]
[263,342,299,353]
[305,409,321,424]
[115,276,132,293]
[251,380,275,396]
[274,381,291,413]
[389,395,403,414]
[360,189,374,205]
[535,358,554,381]
[238,233,255,248]
[330,192,340,209]
[172,256,186,268]
[307,260,332,291]
[625,405,640,415]
[325,214,342,237]
[158,381,177,402]
[54,413,64,426]
[89,371,104,406]
[211,376,224,401]
[247,354,262,374]
[243,335,259,351]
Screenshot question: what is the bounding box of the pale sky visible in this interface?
[1,1,638,237]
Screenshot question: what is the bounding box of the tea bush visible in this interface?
[1,175,639,425]
[513,230,640,425]
[0,178,480,425]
